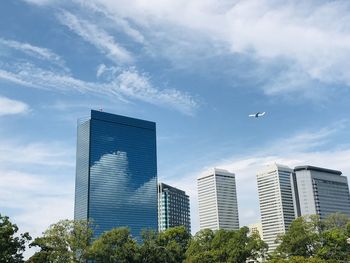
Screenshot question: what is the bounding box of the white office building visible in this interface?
[197,168,239,231]
[257,164,295,252]
[292,165,350,219]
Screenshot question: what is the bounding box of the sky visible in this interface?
[1,0,350,253]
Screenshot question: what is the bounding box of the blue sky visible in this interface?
[1,0,350,247]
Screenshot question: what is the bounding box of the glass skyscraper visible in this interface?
[74,110,158,239]
[292,165,350,219]
[158,183,191,233]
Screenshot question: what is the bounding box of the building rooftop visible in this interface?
[257,163,292,176]
[159,183,187,196]
[294,165,342,175]
[197,168,235,179]
[90,109,156,130]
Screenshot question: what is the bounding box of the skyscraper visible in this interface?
[74,110,158,239]
[158,183,191,232]
[197,168,239,231]
[292,165,350,219]
[256,164,295,252]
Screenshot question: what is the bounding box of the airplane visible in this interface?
[249,112,266,118]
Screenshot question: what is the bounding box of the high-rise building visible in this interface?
[292,165,350,219]
[74,110,158,239]
[158,183,191,232]
[197,168,239,231]
[256,164,295,252]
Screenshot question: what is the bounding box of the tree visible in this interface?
[89,227,139,263]
[185,227,267,263]
[267,256,327,263]
[219,227,267,263]
[274,216,320,258]
[140,226,191,263]
[185,229,216,263]
[27,219,93,263]
[322,213,349,231]
[273,213,350,262]
[316,213,350,261]
[157,226,191,263]
[245,229,269,261]
[139,229,165,263]
[0,214,31,263]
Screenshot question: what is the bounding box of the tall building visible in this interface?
[197,168,239,231]
[74,110,158,239]
[257,164,295,252]
[292,165,350,219]
[158,183,191,232]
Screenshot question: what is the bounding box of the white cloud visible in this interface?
[57,10,133,64]
[23,0,57,5]
[75,0,145,44]
[23,0,350,94]
[0,137,75,258]
[0,38,67,70]
[61,0,350,94]
[0,63,198,114]
[0,140,75,167]
[0,169,74,259]
[96,64,120,79]
[0,95,29,116]
[115,68,198,114]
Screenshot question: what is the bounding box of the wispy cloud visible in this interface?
[75,0,145,44]
[0,95,29,116]
[0,63,198,115]
[0,169,74,244]
[53,0,350,95]
[22,0,57,5]
[0,139,75,168]
[115,68,198,114]
[0,38,67,70]
[23,0,350,94]
[0,137,75,251]
[57,10,133,64]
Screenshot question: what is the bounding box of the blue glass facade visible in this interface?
[74,110,158,239]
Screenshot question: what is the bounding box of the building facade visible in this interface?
[158,183,191,232]
[247,222,263,238]
[292,165,350,219]
[257,164,295,252]
[74,110,158,239]
[197,168,239,231]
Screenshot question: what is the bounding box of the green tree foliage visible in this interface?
[139,229,165,263]
[274,216,320,258]
[158,226,191,263]
[140,226,191,263]
[27,219,93,263]
[274,213,350,262]
[267,256,328,263]
[3,213,347,263]
[185,227,268,263]
[316,213,350,261]
[89,227,139,263]
[0,214,31,263]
